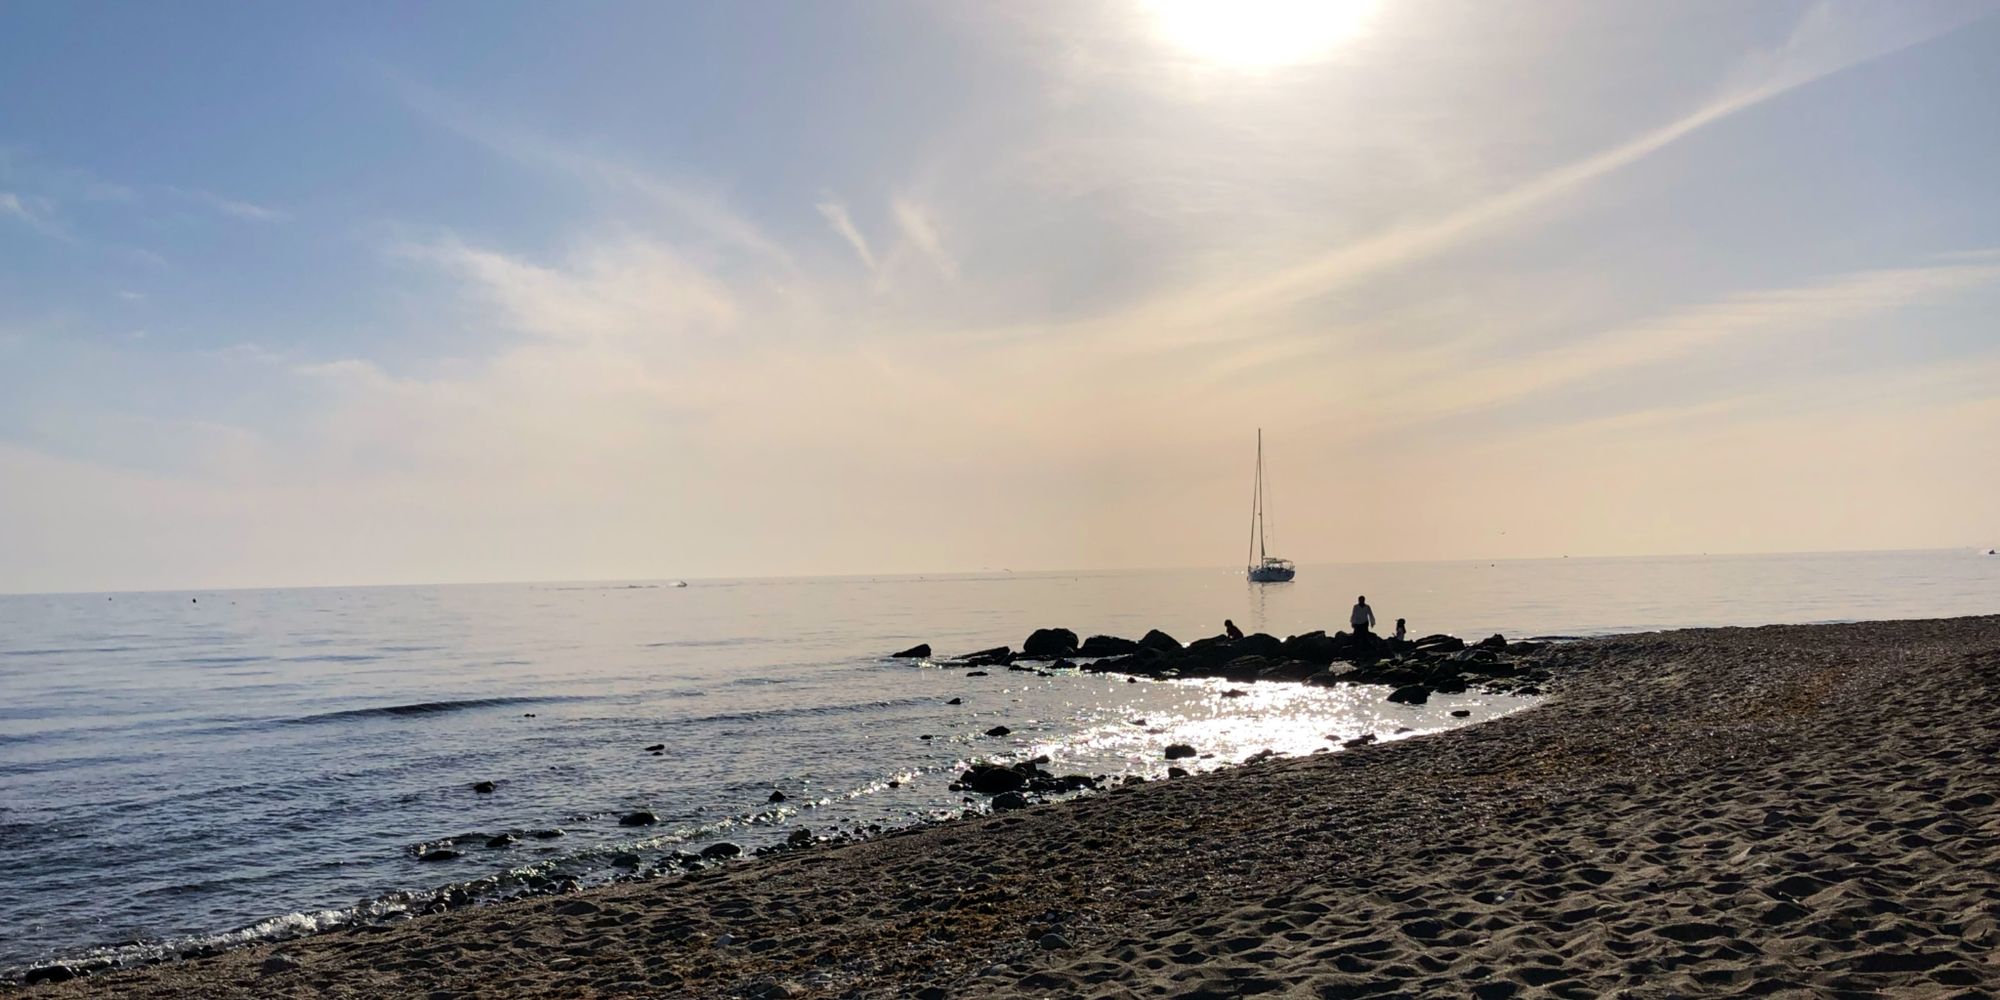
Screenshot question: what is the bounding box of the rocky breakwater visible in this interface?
[909,626,1555,706]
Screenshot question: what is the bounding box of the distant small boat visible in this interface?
[1246,429,1296,583]
[672,581,689,588]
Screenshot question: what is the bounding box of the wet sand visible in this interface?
[17,616,2000,999]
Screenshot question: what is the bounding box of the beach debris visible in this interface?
[768,790,786,803]
[984,725,1012,737]
[890,643,931,658]
[471,781,496,794]
[1021,627,1079,658]
[619,810,659,827]
[1164,743,1197,760]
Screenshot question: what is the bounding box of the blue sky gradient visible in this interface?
[4,1,1999,591]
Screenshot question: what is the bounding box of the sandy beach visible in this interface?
[16,615,1999,999]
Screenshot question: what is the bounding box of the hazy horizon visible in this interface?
[4,544,1992,599]
[7,1,2000,594]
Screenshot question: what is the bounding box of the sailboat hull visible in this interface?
[1247,565,1295,583]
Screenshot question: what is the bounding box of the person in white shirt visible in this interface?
[1350,596,1376,636]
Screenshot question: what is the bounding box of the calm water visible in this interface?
[1,549,1994,972]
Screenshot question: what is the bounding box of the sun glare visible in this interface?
[1145,0,1378,70]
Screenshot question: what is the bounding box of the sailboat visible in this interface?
[1246,429,1296,583]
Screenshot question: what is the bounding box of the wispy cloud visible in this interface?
[0,190,73,241]
[891,198,957,279]
[815,198,878,272]
[391,74,793,267]
[1100,3,1994,343]
[401,233,739,346]
[168,187,289,223]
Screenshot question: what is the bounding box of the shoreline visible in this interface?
[12,615,1999,998]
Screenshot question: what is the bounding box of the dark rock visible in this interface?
[1078,634,1138,657]
[619,810,659,827]
[1342,734,1378,749]
[1413,634,1465,653]
[991,791,1029,811]
[1037,932,1070,951]
[1233,633,1285,658]
[768,790,786,803]
[1021,628,1079,658]
[485,834,517,848]
[985,725,1012,737]
[1164,743,1197,760]
[24,965,76,986]
[1167,766,1189,778]
[955,645,1010,661]
[259,954,300,976]
[1138,629,1182,652]
[890,643,931,658]
[700,842,743,860]
[471,781,496,794]
[966,671,988,677]
[1220,688,1248,698]
[610,851,643,869]
[418,848,461,862]
[1388,684,1431,705]
[531,828,564,839]
[1450,709,1471,718]
[1475,633,1508,651]
[787,828,815,847]
[1280,630,1340,664]
[961,764,1028,794]
[643,744,665,752]
[946,697,962,705]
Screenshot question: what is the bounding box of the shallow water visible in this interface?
[1,548,1994,972]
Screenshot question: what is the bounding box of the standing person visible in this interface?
[1393,618,1407,641]
[1223,619,1245,641]
[1350,596,1376,636]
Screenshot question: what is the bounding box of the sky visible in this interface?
[3,0,1999,593]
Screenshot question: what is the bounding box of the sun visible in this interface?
[1144,0,1378,70]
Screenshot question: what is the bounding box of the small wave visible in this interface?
[1,646,142,658]
[176,656,268,666]
[280,696,591,726]
[280,653,385,664]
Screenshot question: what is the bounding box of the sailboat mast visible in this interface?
[1256,429,1266,564]
[1247,429,1261,571]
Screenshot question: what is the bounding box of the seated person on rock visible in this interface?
[1224,619,1245,641]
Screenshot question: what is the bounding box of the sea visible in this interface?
[2,548,1995,975]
